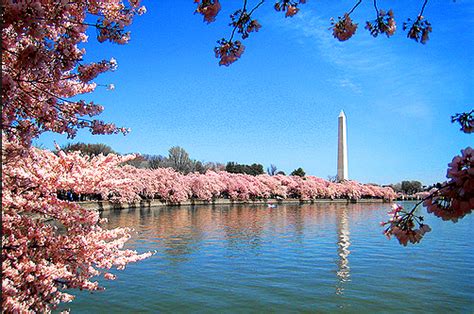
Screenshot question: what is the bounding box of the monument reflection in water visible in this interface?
[335,206,351,295]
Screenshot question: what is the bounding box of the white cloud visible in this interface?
[392,102,432,119]
[274,10,400,95]
[269,9,440,119]
[337,78,362,94]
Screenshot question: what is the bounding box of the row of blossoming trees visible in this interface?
[55,154,396,204]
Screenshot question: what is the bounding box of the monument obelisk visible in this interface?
[337,110,348,181]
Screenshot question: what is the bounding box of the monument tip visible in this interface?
[339,110,345,117]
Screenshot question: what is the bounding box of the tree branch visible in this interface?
[229,0,265,41]
[419,0,429,17]
[373,0,379,14]
[348,0,362,15]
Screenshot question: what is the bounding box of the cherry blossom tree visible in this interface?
[2,1,150,312]
[2,1,147,147]
[2,138,153,312]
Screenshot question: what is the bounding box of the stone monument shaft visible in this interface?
[337,110,348,181]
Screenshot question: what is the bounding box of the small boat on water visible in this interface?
[267,204,277,208]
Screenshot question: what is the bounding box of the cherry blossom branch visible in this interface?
[331,3,360,42]
[392,180,456,224]
[2,245,21,251]
[248,0,265,16]
[10,72,80,85]
[2,47,20,56]
[348,0,363,15]
[365,0,396,38]
[214,0,265,66]
[24,83,78,106]
[229,0,265,41]
[451,109,474,133]
[382,142,472,246]
[229,0,249,41]
[403,0,432,43]
[373,0,379,14]
[419,0,429,17]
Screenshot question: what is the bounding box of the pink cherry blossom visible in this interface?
[331,14,358,41]
[195,0,221,24]
[2,137,152,312]
[2,1,144,146]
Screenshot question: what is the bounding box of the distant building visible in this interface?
[337,110,348,181]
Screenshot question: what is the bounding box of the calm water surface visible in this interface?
[60,202,474,313]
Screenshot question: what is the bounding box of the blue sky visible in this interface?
[38,1,473,185]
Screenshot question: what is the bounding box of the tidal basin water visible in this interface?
[60,202,473,313]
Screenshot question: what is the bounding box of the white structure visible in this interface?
[337,110,348,181]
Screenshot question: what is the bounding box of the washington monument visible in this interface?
[337,110,348,181]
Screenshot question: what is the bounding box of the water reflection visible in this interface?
[102,204,339,261]
[61,202,473,313]
[335,205,351,295]
[221,206,265,251]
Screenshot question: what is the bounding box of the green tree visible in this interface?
[226,162,264,176]
[193,160,206,174]
[401,180,423,194]
[291,167,306,177]
[61,142,116,156]
[250,163,264,175]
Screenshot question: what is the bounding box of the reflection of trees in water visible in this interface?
[267,205,306,244]
[100,203,372,271]
[102,207,211,263]
[220,205,265,251]
[152,208,206,263]
[335,205,351,295]
[291,206,304,243]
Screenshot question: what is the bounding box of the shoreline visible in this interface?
[79,198,393,212]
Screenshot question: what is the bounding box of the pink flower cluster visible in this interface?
[365,9,396,38]
[2,139,151,312]
[78,60,116,83]
[214,39,245,66]
[331,14,358,41]
[424,147,473,222]
[274,0,307,17]
[403,16,432,44]
[381,204,432,246]
[230,10,262,40]
[451,111,474,134]
[195,0,221,24]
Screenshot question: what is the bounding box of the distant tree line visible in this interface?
[387,180,424,195]
[61,143,224,174]
[60,143,309,177]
